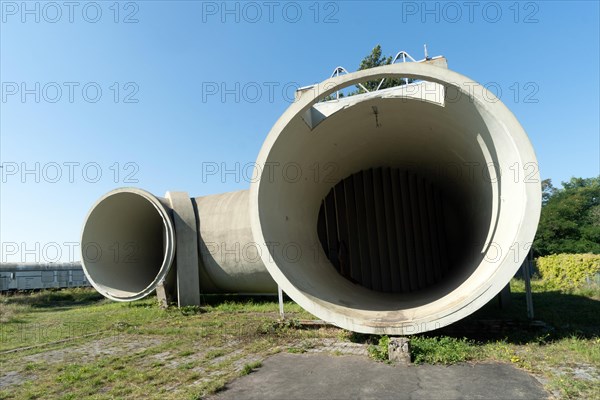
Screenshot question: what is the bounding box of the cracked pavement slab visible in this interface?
[210,353,550,400]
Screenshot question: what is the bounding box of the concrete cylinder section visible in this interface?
[195,190,277,294]
[250,63,541,334]
[80,188,276,302]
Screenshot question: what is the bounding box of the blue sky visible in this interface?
[1,1,599,262]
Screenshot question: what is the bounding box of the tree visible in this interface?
[541,178,557,205]
[325,45,413,100]
[533,176,600,256]
[354,45,409,93]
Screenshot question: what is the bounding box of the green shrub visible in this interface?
[537,254,600,291]
[367,335,390,362]
[411,336,476,364]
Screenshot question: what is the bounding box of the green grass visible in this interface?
[1,280,598,399]
[367,335,390,362]
[0,288,334,399]
[205,349,226,360]
[356,279,599,399]
[368,335,476,365]
[286,339,315,354]
[411,336,476,364]
[240,361,262,375]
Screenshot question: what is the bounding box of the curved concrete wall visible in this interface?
[195,190,276,294]
[250,63,540,334]
[81,63,541,334]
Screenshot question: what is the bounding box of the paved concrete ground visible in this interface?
[211,353,549,400]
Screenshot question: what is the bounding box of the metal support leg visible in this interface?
[278,286,285,319]
[524,249,534,319]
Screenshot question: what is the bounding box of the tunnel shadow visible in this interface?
[427,290,600,344]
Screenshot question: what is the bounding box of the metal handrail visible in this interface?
[327,45,438,99]
[329,66,370,99]
[375,50,418,90]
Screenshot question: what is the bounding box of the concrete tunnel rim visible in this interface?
[250,62,541,334]
[80,187,177,302]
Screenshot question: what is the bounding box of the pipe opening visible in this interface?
[257,93,496,305]
[80,189,175,301]
[317,167,470,294]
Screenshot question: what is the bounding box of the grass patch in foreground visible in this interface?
[411,336,476,364]
[367,335,390,362]
[1,279,598,399]
[241,361,262,375]
[0,288,333,399]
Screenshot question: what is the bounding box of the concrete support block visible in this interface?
[155,283,170,309]
[388,337,411,364]
[166,192,201,306]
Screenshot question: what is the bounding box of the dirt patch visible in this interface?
[21,335,163,365]
[547,364,600,382]
[0,335,164,390]
[0,371,32,389]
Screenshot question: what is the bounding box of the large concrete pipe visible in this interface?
[81,62,541,334]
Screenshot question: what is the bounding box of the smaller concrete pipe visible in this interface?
[80,188,276,302]
[80,188,176,301]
